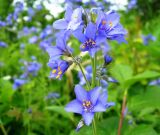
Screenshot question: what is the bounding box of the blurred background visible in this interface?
[0,0,160,135]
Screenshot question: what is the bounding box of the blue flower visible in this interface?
[142,34,156,45]
[40,40,52,51]
[46,38,72,60]
[97,10,127,43]
[45,92,60,100]
[65,85,114,125]
[0,41,8,47]
[53,6,83,31]
[0,21,6,27]
[104,55,112,65]
[128,0,137,10]
[13,79,27,90]
[149,78,160,86]
[29,36,38,44]
[48,59,70,79]
[73,22,105,57]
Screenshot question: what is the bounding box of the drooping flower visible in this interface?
[73,22,105,57]
[53,5,83,31]
[13,79,27,90]
[65,85,114,125]
[97,10,127,43]
[48,59,70,79]
[46,37,72,60]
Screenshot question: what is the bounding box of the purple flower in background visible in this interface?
[27,7,35,21]
[6,14,13,25]
[0,41,8,47]
[40,25,53,39]
[13,79,27,90]
[48,59,70,79]
[0,21,6,27]
[74,22,105,57]
[40,40,52,51]
[128,0,137,9]
[53,6,83,31]
[149,78,160,86]
[46,37,72,60]
[27,62,41,75]
[65,85,114,125]
[97,10,127,43]
[29,36,38,44]
[36,4,43,11]
[45,92,60,100]
[142,34,156,45]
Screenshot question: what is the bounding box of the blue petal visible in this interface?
[89,87,101,105]
[85,22,97,39]
[99,91,108,106]
[105,102,115,108]
[64,5,73,21]
[89,47,99,58]
[56,38,66,50]
[93,102,106,112]
[46,46,63,58]
[65,99,83,114]
[82,112,94,126]
[75,85,88,102]
[53,19,68,30]
[73,28,86,43]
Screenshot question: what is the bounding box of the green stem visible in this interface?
[78,63,90,90]
[0,125,8,135]
[91,53,97,88]
[92,118,97,135]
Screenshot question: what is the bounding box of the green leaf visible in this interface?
[124,125,158,135]
[46,106,73,120]
[110,64,133,84]
[125,70,160,87]
[128,86,160,112]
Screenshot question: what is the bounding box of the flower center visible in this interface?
[82,100,93,112]
[82,39,96,49]
[52,66,62,78]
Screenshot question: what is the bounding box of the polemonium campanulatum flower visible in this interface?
[0,41,8,47]
[13,79,27,90]
[65,85,114,125]
[104,55,112,65]
[142,34,156,45]
[46,38,72,60]
[73,22,105,57]
[53,5,83,31]
[97,10,127,43]
[48,59,70,79]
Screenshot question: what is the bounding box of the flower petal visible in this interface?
[89,87,101,105]
[65,99,83,114]
[53,19,68,30]
[73,28,86,43]
[82,112,94,126]
[93,102,106,112]
[64,5,73,21]
[85,22,97,39]
[105,102,115,108]
[75,85,88,102]
[46,46,63,58]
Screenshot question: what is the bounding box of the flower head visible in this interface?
[13,79,27,90]
[65,85,114,125]
[97,10,127,43]
[46,38,72,60]
[53,6,83,31]
[74,22,105,57]
[0,41,8,47]
[48,59,70,79]
[104,55,112,65]
[142,34,156,45]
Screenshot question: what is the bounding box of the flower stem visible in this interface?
[91,53,97,88]
[0,125,8,135]
[92,118,97,135]
[118,89,128,135]
[78,63,90,90]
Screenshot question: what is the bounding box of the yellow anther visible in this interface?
[58,66,61,71]
[102,20,107,25]
[52,69,56,74]
[82,45,85,49]
[109,22,113,27]
[58,71,62,75]
[56,75,60,79]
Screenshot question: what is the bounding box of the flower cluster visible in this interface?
[46,5,126,128]
[13,56,41,90]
